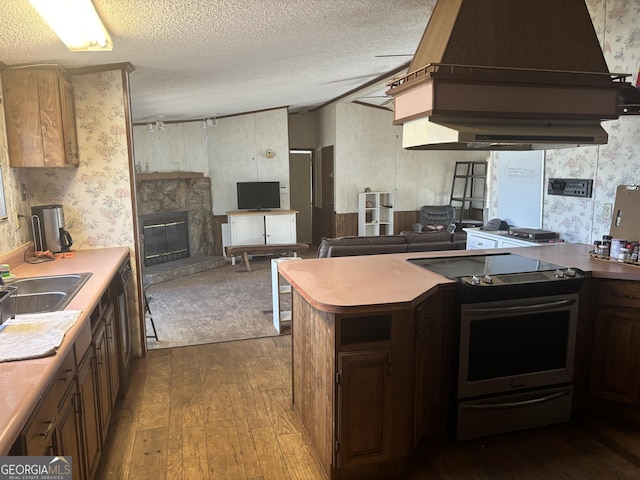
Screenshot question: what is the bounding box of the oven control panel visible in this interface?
[460,267,581,286]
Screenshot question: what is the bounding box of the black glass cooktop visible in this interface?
[407,253,568,279]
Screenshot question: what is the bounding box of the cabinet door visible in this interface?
[78,346,102,480]
[2,67,77,168]
[59,75,79,166]
[336,350,393,468]
[466,232,497,250]
[414,294,448,442]
[2,69,45,167]
[265,214,296,244]
[589,306,640,404]
[94,323,112,442]
[104,303,120,408]
[56,380,84,480]
[231,214,265,245]
[37,70,67,167]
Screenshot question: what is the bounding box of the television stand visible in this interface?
[226,210,299,256]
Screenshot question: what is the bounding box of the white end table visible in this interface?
[271,257,302,333]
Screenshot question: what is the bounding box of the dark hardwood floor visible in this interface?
[98,335,640,480]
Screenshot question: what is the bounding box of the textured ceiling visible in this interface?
[0,0,435,122]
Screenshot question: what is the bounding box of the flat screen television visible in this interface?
[237,181,280,210]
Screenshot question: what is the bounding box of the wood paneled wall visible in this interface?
[213,214,227,256]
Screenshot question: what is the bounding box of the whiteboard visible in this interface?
[495,151,544,228]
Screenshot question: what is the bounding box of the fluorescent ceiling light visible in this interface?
[29,0,113,51]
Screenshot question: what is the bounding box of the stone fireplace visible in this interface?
[141,211,190,266]
[136,172,215,268]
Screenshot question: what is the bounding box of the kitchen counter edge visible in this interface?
[278,243,640,314]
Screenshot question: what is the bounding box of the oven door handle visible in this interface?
[459,389,570,410]
[464,298,576,316]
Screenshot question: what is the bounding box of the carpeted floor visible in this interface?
[144,255,295,349]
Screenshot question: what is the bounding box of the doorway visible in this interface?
[289,149,313,243]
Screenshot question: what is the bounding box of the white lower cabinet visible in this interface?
[228,210,297,246]
[464,228,540,250]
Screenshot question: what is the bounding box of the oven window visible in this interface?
[467,311,570,381]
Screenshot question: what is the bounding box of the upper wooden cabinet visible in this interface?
[1,66,79,167]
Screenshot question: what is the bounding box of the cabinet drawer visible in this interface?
[22,349,74,455]
[23,397,57,455]
[467,235,497,249]
[47,349,77,410]
[598,280,640,309]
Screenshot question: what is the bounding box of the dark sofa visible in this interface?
[317,231,466,258]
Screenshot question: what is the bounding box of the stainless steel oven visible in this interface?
[458,294,578,399]
[408,252,585,441]
[457,293,578,440]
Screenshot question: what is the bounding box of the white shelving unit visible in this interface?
[358,191,394,236]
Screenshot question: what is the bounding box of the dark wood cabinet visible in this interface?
[589,280,640,405]
[336,349,393,468]
[94,321,112,444]
[1,66,79,168]
[413,291,451,442]
[104,303,120,410]
[77,346,101,480]
[11,280,124,480]
[56,379,84,479]
[292,288,450,480]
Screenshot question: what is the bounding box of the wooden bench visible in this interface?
[226,243,309,272]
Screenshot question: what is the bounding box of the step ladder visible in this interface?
[450,161,487,228]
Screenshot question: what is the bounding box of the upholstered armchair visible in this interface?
[413,205,457,234]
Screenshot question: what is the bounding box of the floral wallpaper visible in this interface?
[25,70,135,250]
[543,0,640,244]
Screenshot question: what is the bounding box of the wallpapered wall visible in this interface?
[543,0,640,244]
[24,70,135,250]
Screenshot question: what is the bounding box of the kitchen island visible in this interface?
[0,245,131,467]
[278,243,640,480]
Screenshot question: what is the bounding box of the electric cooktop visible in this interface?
[408,252,566,279]
[408,253,585,301]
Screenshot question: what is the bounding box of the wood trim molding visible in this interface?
[68,62,135,76]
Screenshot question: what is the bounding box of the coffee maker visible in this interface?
[31,204,73,253]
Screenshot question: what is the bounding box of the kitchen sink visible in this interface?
[9,272,92,315]
[12,273,91,295]
[13,292,68,315]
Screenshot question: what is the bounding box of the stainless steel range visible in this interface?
[408,253,585,441]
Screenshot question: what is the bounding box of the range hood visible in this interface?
[386,0,634,151]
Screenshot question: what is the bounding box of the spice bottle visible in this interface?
[601,235,612,258]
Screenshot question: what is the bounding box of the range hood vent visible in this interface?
[386,0,632,151]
